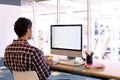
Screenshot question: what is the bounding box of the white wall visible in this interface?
[0,4,20,57]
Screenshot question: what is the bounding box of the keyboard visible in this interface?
[58,60,85,66]
[53,61,59,65]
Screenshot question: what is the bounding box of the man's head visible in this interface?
[14,17,32,39]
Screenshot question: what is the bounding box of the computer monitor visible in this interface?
[51,24,82,59]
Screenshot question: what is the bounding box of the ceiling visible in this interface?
[22,0,120,6]
[21,0,120,17]
[21,0,48,2]
[21,0,120,11]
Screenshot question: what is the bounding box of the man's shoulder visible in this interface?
[28,44,39,50]
[5,43,13,50]
[28,45,43,54]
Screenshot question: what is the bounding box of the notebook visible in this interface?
[85,63,105,69]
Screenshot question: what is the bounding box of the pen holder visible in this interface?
[86,55,93,64]
[85,51,94,64]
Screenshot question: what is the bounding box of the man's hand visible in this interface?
[45,59,53,65]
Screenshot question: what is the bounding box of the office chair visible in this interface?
[12,71,39,80]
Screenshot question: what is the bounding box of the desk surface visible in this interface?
[51,60,120,80]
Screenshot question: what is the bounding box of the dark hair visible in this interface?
[14,17,32,38]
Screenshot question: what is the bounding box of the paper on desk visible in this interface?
[51,71,61,76]
[74,67,86,71]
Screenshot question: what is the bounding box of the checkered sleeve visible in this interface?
[32,49,50,80]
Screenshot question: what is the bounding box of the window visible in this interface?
[91,0,120,61]
[21,0,120,62]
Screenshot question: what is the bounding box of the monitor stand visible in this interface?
[59,56,75,61]
[67,56,79,64]
[67,56,75,60]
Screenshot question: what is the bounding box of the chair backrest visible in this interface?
[12,71,39,80]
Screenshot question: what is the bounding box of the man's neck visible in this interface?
[18,36,28,40]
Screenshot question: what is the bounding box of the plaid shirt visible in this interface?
[4,40,50,80]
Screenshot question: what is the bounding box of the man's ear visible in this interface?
[25,28,29,35]
[27,28,32,35]
[27,28,30,33]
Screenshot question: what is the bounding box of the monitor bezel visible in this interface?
[51,24,82,52]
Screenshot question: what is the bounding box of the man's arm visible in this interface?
[32,49,51,80]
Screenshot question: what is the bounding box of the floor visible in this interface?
[0,59,100,80]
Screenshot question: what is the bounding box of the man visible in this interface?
[4,17,53,80]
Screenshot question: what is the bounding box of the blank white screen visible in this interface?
[52,26,82,50]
